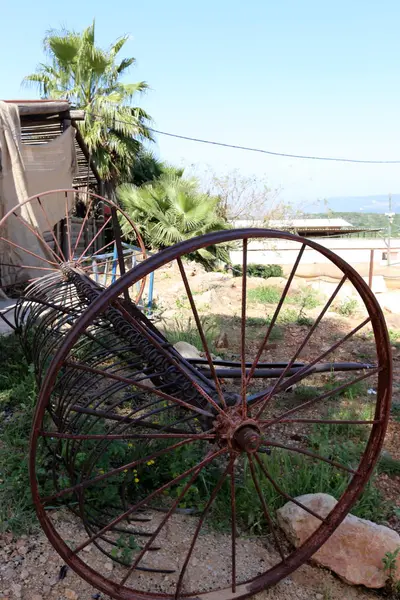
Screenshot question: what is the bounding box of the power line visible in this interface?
[87,113,400,164]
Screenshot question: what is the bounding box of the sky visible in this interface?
[2,0,400,211]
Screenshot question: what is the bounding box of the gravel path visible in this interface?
[0,519,379,600]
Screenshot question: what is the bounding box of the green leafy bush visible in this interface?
[233,264,283,279]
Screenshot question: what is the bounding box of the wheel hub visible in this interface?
[215,409,262,453]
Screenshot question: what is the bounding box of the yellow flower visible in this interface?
[146,460,155,466]
[99,469,105,475]
[123,469,128,473]
[127,443,133,448]
[134,477,140,483]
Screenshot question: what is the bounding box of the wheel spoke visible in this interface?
[230,454,237,593]
[248,455,285,561]
[255,275,348,418]
[79,215,112,260]
[113,300,225,416]
[64,191,73,261]
[36,196,67,261]
[259,367,381,429]
[40,431,215,440]
[174,457,233,599]
[259,418,380,425]
[254,453,325,521]
[43,437,209,504]
[64,360,214,418]
[246,243,306,385]
[248,317,372,406]
[119,450,217,586]
[0,236,60,266]
[241,238,248,412]
[11,210,62,264]
[71,448,227,556]
[72,194,95,258]
[261,441,357,474]
[177,257,227,409]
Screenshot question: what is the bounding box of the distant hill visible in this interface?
[309,211,400,236]
[310,195,400,214]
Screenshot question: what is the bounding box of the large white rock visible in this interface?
[277,493,400,588]
[173,341,202,359]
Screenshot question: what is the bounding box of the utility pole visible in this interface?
[385,193,395,267]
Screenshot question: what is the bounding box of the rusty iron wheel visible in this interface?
[0,188,146,299]
[29,229,392,599]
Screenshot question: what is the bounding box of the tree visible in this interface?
[24,21,152,184]
[117,174,230,268]
[199,168,298,223]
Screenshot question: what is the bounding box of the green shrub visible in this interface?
[333,297,359,316]
[233,264,283,279]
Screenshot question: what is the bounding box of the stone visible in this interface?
[10,583,22,598]
[173,341,202,359]
[214,332,229,349]
[277,493,400,588]
[104,561,114,572]
[64,590,79,600]
[20,569,29,580]
[32,595,44,600]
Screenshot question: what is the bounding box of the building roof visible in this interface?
[234,218,354,229]
[3,100,101,190]
[232,217,382,237]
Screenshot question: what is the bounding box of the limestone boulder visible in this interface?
[173,341,202,360]
[277,493,400,588]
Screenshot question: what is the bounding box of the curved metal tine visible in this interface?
[259,366,381,431]
[177,257,227,409]
[245,243,306,386]
[240,238,248,413]
[113,299,225,416]
[70,447,228,556]
[36,196,67,262]
[260,441,357,474]
[11,209,62,265]
[72,192,94,258]
[254,453,325,522]
[43,437,209,505]
[64,360,214,418]
[174,457,233,599]
[0,236,60,266]
[78,215,112,260]
[249,317,372,406]
[255,275,348,418]
[119,449,218,586]
[64,191,73,261]
[248,455,285,561]
[230,454,237,593]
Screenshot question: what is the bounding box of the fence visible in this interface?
[229,239,400,290]
[80,242,155,311]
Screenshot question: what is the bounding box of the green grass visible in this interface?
[247,286,282,304]
[246,316,283,340]
[0,334,41,534]
[161,316,217,352]
[247,285,322,310]
[389,329,400,349]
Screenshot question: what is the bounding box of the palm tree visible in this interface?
[117,174,230,268]
[24,21,152,184]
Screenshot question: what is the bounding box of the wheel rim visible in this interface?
[29,229,392,599]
